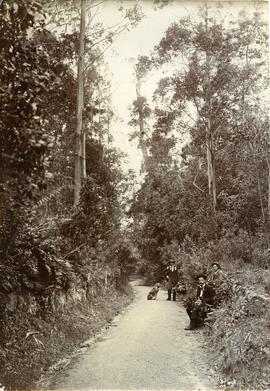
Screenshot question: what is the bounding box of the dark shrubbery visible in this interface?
[205,270,270,389]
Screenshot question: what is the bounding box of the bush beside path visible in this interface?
[0,285,133,390]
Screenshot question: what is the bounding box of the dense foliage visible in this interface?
[1,1,269,389]
[0,1,139,388]
[0,0,138,295]
[129,7,270,388]
[130,8,269,280]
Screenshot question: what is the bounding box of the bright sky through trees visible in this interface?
[95,0,268,172]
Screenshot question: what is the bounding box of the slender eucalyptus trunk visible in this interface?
[205,6,217,216]
[82,130,86,179]
[136,79,148,171]
[206,128,216,215]
[249,141,267,228]
[74,0,86,206]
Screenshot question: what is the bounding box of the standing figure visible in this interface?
[166,262,179,301]
[184,275,215,330]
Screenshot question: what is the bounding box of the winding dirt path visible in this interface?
[50,280,217,390]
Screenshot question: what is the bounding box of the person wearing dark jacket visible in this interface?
[166,262,179,301]
[184,275,215,330]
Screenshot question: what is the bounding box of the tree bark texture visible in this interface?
[136,79,148,172]
[74,0,86,206]
[206,128,216,215]
[205,5,217,216]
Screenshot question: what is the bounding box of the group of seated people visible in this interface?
[184,273,215,330]
[166,261,225,330]
[147,261,225,330]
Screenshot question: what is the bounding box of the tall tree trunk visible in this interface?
[74,0,86,206]
[205,5,217,216]
[206,129,217,215]
[136,79,148,172]
[249,141,267,232]
[82,130,86,179]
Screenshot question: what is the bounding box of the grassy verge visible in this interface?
[0,284,134,390]
[205,269,270,390]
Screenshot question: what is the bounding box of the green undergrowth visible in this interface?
[174,235,270,390]
[0,285,134,390]
[205,269,270,390]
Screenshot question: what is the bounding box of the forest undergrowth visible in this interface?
[206,268,270,390]
[0,283,133,390]
[1,1,270,390]
[176,235,270,390]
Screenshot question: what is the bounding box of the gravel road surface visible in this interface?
[51,280,216,390]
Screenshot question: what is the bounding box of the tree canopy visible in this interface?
[130,7,269,279]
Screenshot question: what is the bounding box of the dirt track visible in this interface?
[50,280,217,390]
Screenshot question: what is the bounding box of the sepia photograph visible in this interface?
[0,0,269,390]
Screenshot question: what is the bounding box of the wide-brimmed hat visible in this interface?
[211,262,221,269]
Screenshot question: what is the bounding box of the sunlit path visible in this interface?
[51,281,216,390]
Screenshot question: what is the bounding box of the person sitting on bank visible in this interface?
[207,262,223,288]
[166,261,179,301]
[207,262,229,305]
[184,274,215,330]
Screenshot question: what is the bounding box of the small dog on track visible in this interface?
[147,283,160,300]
